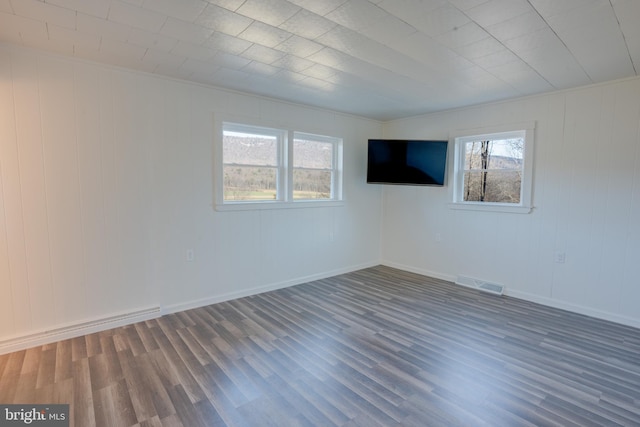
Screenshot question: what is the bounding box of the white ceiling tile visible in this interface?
[189,67,222,85]
[142,0,207,22]
[77,12,131,42]
[300,63,337,79]
[202,0,245,12]
[472,48,519,68]
[273,69,309,84]
[453,36,505,60]
[179,57,216,74]
[325,0,388,32]
[306,47,350,68]
[152,57,188,76]
[0,10,48,41]
[109,1,167,32]
[209,51,251,69]
[280,9,337,40]
[160,17,213,45]
[465,0,532,28]
[208,68,251,90]
[359,13,417,47]
[170,40,217,61]
[271,54,314,72]
[0,0,637,121]
[528,0,602,18]
[286,0,347,17]
[377,0,447,17]
[415,5,471,37]
[568,35,634,81]
[625,36,640,72]
[399,32,475,73]
[195,4,253,36]
[22,35,75,55]
[296,75,334,91]
[142,48,186,69]
[100,38,147,60]
[11,0,76,29]
[48,24,101,51]
[45,0,110,19]
[240,43,286,64]
[436,21,490,49]
[242,60,281,76]
[546,2,617,39]
[275,35,323,58]
[127,28,178,52]
[447,0,490,11]
[236,0,301,27]
[484,59,552,92]
[204,32,252,55]
[518,41,592,88]
[503,27,557,53]
[237,21,292,48]
[314,25,360,55]
[612,0,640,41]
[485,11,547,41]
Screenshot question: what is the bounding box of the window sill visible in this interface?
[448,202,532,214]
[215,200,344,212]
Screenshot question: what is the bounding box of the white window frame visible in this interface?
[292,131,343,202]
[449,122,534,214]
[214,118,344,211]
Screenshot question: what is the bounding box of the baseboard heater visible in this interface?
[0,306,161,355]
[455,275,505,296]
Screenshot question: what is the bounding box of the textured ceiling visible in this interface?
[1,0,638,120]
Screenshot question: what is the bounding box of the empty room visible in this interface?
[1,0,639,426]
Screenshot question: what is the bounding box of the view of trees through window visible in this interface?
[463,138,524,203]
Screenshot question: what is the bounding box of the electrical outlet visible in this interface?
[186,249,195,262]
[554,252,566,263]
[435,233,442,242]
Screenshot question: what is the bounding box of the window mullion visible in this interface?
[284,130,293,201]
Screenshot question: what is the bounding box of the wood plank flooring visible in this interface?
[2,265,640,426]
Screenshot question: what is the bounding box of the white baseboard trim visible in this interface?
[0,261,380,355]
[381,260,640,330]
[0,306,161,355]
[162,261,380,316]
[380,260,457,283]
[506,289,640,330]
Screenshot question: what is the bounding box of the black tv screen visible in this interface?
[367,139,448,186]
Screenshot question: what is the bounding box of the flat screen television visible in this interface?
[367,139,448,186]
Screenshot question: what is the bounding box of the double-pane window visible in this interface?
[218,122,342,208]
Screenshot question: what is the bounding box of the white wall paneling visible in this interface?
[381,76,640,327]
[3,40,639,350]
[0,44,382,351]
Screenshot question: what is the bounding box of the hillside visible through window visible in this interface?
[463,138,523,203]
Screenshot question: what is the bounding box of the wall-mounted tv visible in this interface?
[367,139,448,186]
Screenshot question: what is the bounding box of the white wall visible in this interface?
[381,77,640,327]
[0,44,383,349]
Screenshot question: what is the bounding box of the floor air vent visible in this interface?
[455,276,505,296]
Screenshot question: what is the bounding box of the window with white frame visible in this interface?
[217,121,343,209]
[292,132,341,200]
[451,124,534,213]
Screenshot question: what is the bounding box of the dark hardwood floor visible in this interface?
[2,265,640,426]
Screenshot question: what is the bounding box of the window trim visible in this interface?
[449,122,535,214]
[214,116,344,211]
[292,131,343,202]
